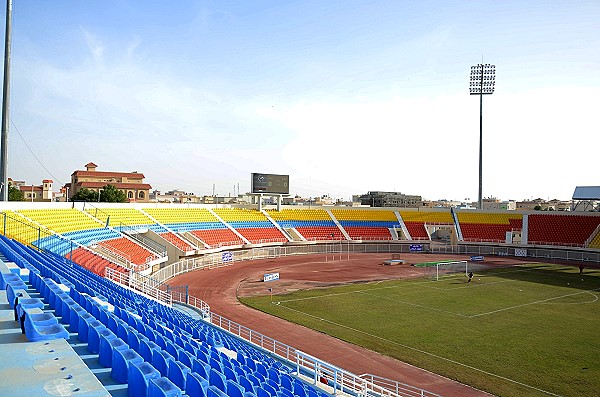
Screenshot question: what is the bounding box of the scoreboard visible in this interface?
[251,173,289,195]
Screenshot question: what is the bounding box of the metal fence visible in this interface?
[208,312,439,397]
[151,241,433,284]
[431,242,600,263]
[105,267,172,305]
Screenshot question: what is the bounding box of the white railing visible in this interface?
[359,374,442,397]
[208,312,437,397]
[105,267,172,305]
[584,223,600,247]
[95,244,133,270]
[170,290,211,316]
[150,243,363,284]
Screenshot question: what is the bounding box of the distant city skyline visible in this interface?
[5,1,599,202]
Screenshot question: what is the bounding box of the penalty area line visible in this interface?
[469,287,600,318]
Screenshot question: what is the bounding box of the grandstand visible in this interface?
[2,203,600,397]
[266,208,342,241]
[456,211,523,242]
[528,213,600,247]
[330,209,397,240]
[398,210,454,240]
[213,208,288,244]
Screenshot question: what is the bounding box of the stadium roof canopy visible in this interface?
[573,186,600,200]
[572,186,600,211]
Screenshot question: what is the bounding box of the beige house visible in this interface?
[11,178,53,202]
[65,162,152,202]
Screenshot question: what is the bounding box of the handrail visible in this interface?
[584,223,600,248]
[94,243,133,269]
[359,374,442,397]
[208,311,438,397]
[105,267,172,305]
[121,224,168,257]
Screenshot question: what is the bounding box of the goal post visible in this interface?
[415,260,468,281]
[439,260,468,281]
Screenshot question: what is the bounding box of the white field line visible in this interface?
[354,290,469,317]
[468,287,600,318]
[540,291,598,305]
[275,303,563,397]
[275,279,436,304]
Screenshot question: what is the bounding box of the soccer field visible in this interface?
[240,263,600,397]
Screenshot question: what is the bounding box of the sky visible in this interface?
[4,0,599,202]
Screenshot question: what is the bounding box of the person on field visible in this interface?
[467,271,474,283]
[579,264,584,274]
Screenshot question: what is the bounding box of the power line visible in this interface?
[11,119,63,185]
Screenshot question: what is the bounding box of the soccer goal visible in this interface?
[417,260,469,281]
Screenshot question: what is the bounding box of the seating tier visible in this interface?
[99,237,157,265]
[191,229,245,247]
[331,209,397,221]
[17,209,103,234]
[528,214,600,246]
[86,208,157,228]
[266,208,331,221]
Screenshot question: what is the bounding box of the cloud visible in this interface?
[81,27,105,63]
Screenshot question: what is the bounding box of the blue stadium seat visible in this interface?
[99,336,128,368]
[246,373,261,388]
[279,374,293,392]
[278,387,294,397]
[227,379,245,397]
[140,339,161,362]
[192,358,210,379]
[153,349,175,377]
[238,376,254,393]
[23,312,69,342]
[0,272,23,289]
[76,312,96,343]
[223,365,238,382]
[178,350,194,368]
[111,348,144,384]
[129,361,161,397]
[186,372,208,397]
[6,281,28,309]
[255,386,272,397]
[148,377,182,397]
[88,325,115,354]
[127,328,142,352]
[207,385,228,397]
[168,360,191,390]
[261,381,278,396]
[293,379,307,397]
[209,368,227,393]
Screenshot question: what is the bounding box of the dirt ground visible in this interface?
[169,252,528,397]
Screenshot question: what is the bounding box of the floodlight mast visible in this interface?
[470,63,495,210]
[0,0,12,201]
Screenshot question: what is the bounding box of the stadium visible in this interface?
[1,2,599,397]
[1,202,599,397]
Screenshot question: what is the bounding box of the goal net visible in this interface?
[417,260,469,281]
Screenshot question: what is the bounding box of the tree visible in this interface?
[8,183,23,201]
[71,188,98,202]
[99,184,127,203]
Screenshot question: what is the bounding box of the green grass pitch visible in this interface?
[239,263,600,397]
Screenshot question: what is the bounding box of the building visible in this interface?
[358,191,422,208]
[10,178,53,202]
[482,197,516,211]
[516,198,570,212]
[65,162,152,202]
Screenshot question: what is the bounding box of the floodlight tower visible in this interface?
[469,63,495,210]
[0,0,12,201]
